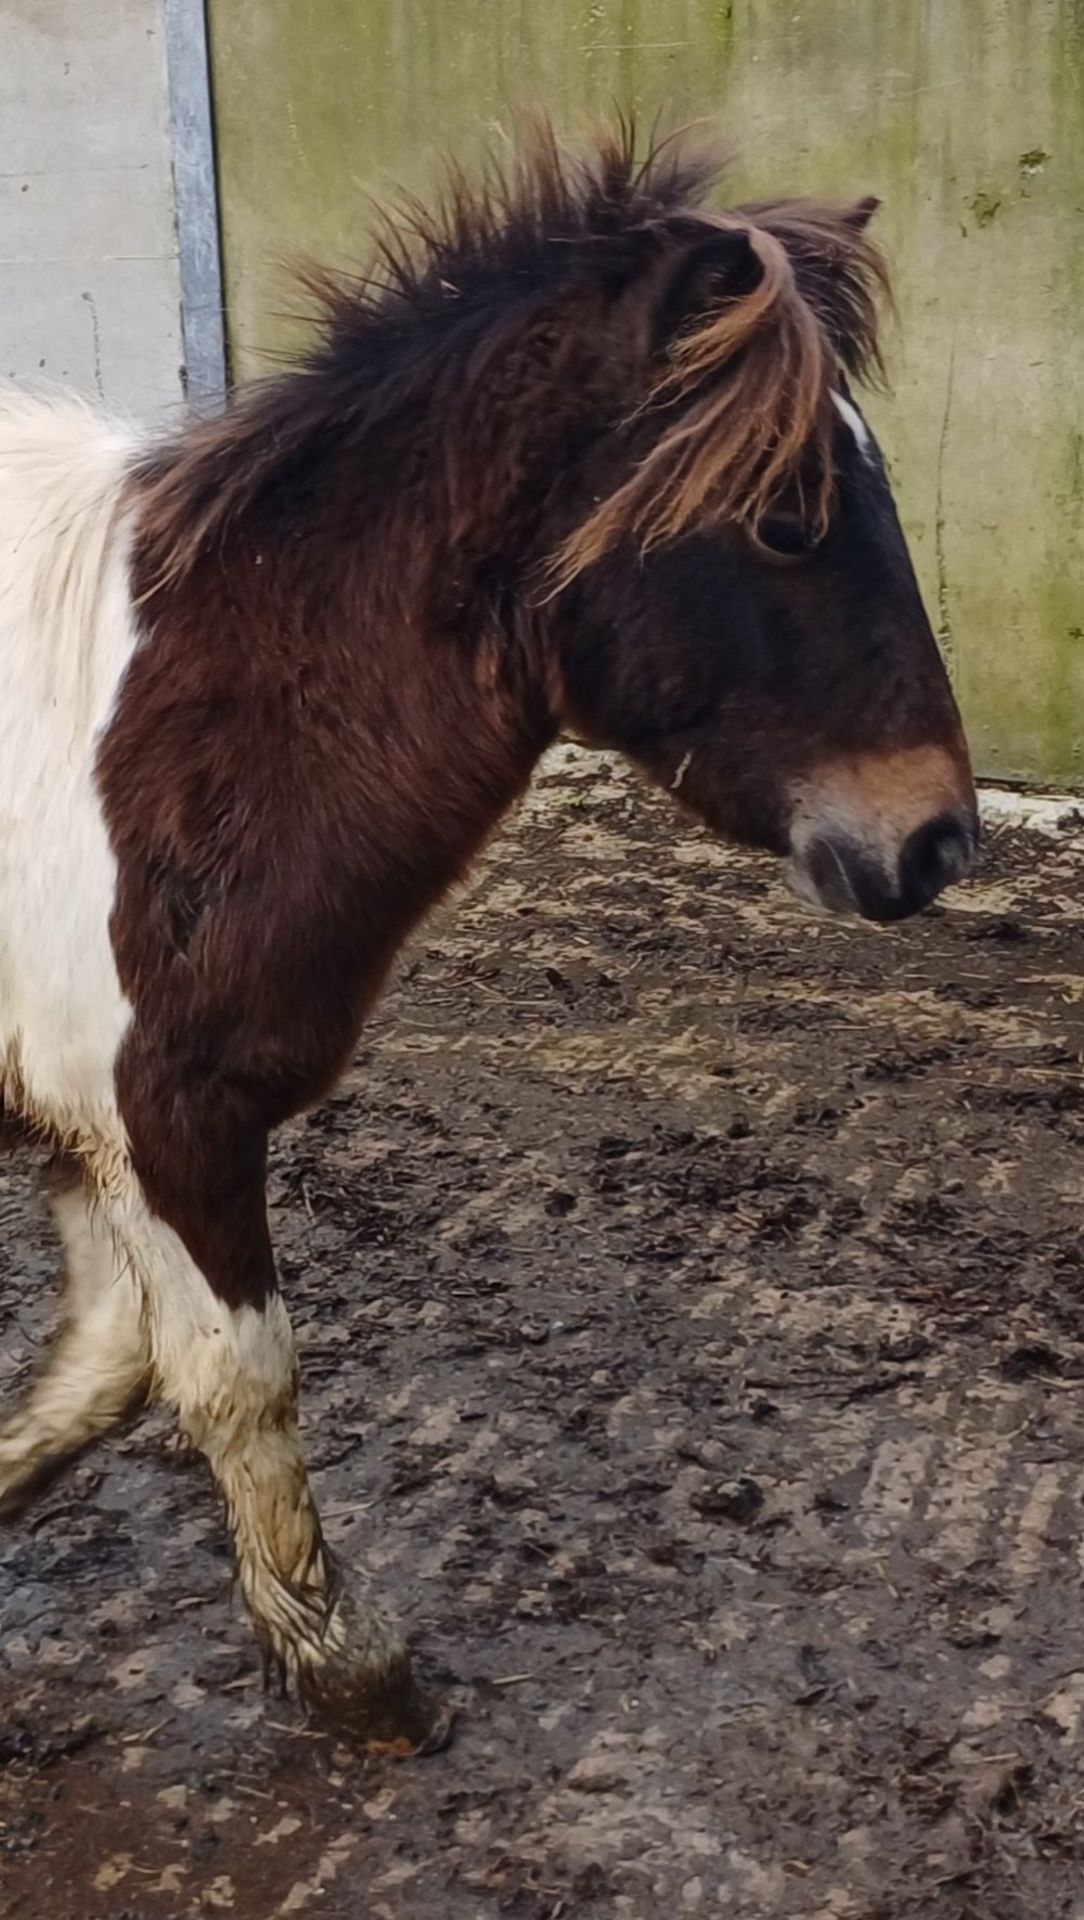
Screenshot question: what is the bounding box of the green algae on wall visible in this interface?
[208,0,1084,789]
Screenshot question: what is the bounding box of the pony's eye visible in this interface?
[746,510,819,564]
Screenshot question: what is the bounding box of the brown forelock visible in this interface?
[552,198,890,586]
[733,196,889,380]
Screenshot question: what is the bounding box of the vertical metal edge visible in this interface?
[164,0,228,404]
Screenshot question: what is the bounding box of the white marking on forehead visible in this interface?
[832,391,873,461]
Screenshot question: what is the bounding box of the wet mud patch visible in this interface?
[3,754,1084,1917]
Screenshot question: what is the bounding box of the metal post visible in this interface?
[164,0,228,404]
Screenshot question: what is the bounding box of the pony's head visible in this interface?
[132,121,976,925]
[537,139,976,921]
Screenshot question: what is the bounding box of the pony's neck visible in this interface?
[130,468,561,1014]
[130,318,587,993]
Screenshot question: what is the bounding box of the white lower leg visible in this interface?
[0,1181,149,1513]
[202,1374,410,1715]
[117,1194,447,1748]
[171,1293,403,1680]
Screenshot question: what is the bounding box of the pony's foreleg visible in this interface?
[0,1171,151,1518]
[108,1148,451,1755]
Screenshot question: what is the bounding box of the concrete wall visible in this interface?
[0,0,184,417]
[207,0,1084,790]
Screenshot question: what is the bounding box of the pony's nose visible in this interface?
[800,808,977,922]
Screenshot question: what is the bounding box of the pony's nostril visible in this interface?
[900,812,976,906]
[803,836,859,913]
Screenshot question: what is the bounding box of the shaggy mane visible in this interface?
[134,119,891,591]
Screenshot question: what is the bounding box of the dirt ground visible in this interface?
[3,751,1084,1920]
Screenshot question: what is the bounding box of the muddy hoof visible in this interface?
[301,1649,456,1757]
[290,1585,456,1757]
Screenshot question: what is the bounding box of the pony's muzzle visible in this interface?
[791,806,978,922]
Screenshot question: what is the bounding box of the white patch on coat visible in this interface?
[99,1170,402,1682]
[832,390,873,461]
[0,388,142,1144]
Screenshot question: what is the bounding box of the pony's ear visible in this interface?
[644,222,765,354]
[843,195,880,231]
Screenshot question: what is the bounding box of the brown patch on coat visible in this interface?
[97,564,546,1306]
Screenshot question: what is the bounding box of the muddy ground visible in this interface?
[3,752,1084,1920]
